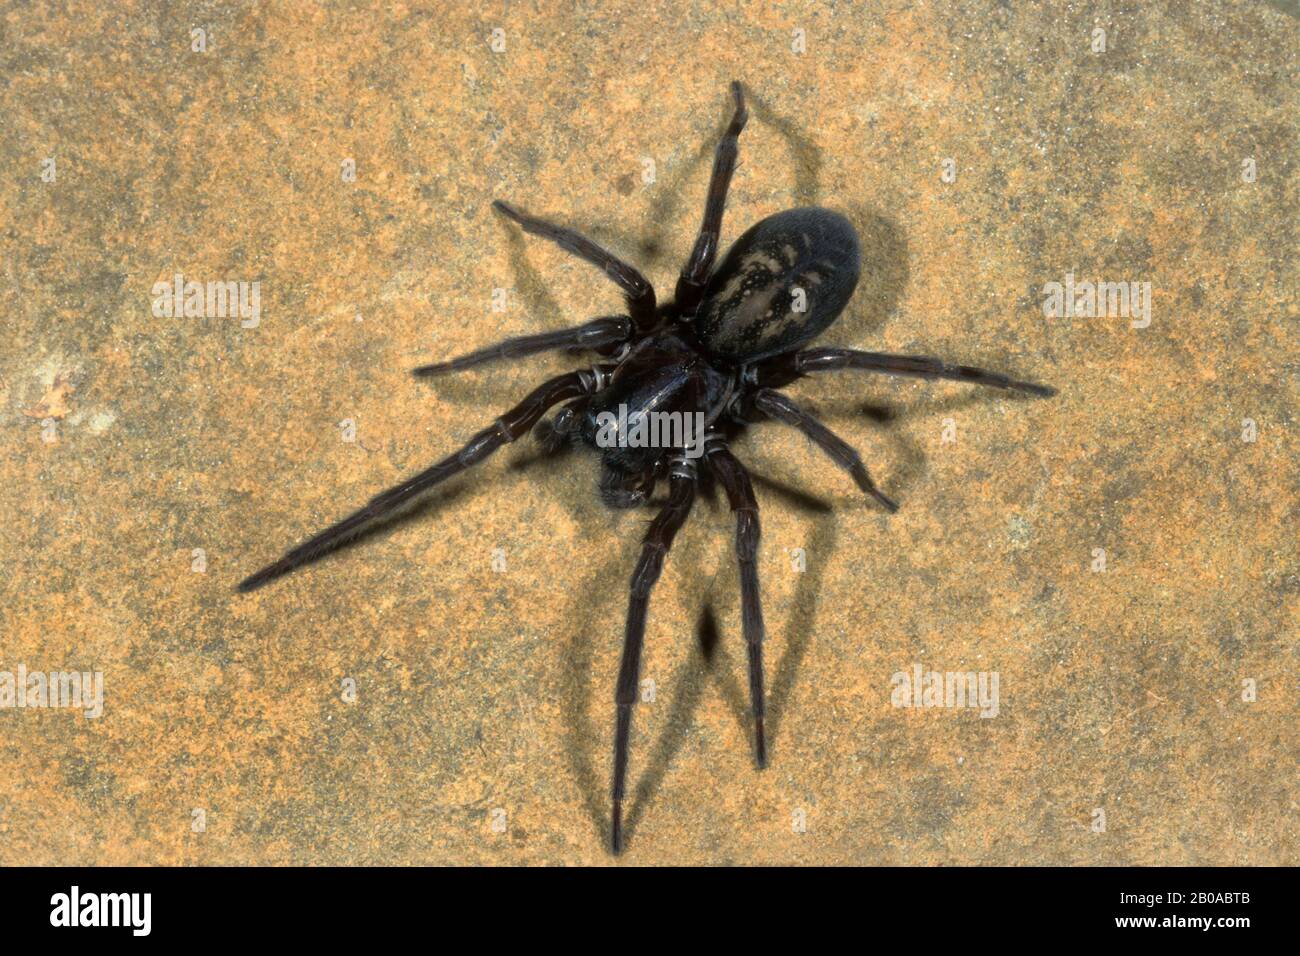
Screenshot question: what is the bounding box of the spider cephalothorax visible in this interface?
[239,82,1055,854]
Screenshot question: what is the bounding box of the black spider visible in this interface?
[238,82,1055,854]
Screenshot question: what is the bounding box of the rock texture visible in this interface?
[0,1,1295,864]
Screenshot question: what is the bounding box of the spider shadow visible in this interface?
[837,207,910,343]
[497,214,571,330]
[496,202,570,332]
[507,439,613,525]
[744,468,842,750]
[748,87,912,345]
[486,85,734,311]
[747,88,822,207]
[410,219,575,408]
[648,470,838,757]
[597,111,719,268]
[555,533,627,844]
[813,386,1029,506]
[856,391,987,495]
[745,88,912,345]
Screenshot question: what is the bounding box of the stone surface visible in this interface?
[0,1,1295,865]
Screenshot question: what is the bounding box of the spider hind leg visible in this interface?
[610,464,697,854]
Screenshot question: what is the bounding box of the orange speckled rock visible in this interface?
[0,0,1294,864]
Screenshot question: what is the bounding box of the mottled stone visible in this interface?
[0,1,1294,864]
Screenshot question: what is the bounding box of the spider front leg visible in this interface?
[413,316,630,378]
[492,200,657,331]
[532,398,589,455]
[704,440,769,767]
[611,462,697,854]
[237,367,609,592]
[676,80,748,316]
[752,388,899,512]
[788,348,1057,397]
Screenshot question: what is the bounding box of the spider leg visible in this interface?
[237,368,604,592]
[492,200,657,331]
[786,348,1057,397]
[705,441,769,767]
[599,464,656,510]
[752,388,899,513]
[531,398,588,455]
[413,315,630,378]
[611,465,697,854]
[676,81,749,315]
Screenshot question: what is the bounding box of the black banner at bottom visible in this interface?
[0,865,1284,942]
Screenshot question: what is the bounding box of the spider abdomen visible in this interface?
[694,207,861,365]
